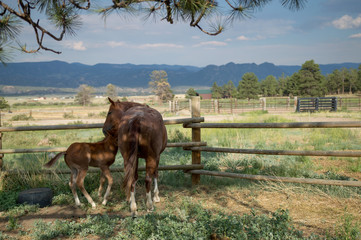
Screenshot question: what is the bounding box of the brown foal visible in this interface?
[44,134,118,208]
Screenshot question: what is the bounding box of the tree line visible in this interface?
[209,60,361,99]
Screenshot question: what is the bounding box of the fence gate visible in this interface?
[296,97,337,112]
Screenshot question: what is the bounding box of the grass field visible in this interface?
[0,99,361,239]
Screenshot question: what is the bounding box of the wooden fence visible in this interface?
[1,96,361,188]
[171,96,361,113]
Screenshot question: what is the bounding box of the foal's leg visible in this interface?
[101,167,113,206]
[76,169,96,209]
[98,171,106,198]
[69,168,81,207]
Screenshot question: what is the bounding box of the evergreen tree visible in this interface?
[297,60,325,97]
[277,74,289,96]
[211,82,222,99]
[185,88,198,99]
[345,68,358,94]
[260,75,278,97]
[238,72,260,99]
[223,80,238,98]
[357,64,361,92]
[0,97,9,110]
[286,73,300,97]
[326,69,343,95]
[0,1,306,62]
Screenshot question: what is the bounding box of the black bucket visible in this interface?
[17,188,53,208]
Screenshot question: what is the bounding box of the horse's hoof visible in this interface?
[153,196,160,203]
[91,203,97,209]
[132,211,138,219]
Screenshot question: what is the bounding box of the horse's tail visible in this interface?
[123,117,140,200]
[43,152,66,168]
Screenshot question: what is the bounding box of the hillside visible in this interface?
[0,61,360,89]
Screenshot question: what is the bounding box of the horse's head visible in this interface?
[103,97,122,136]
[102,97,144,136]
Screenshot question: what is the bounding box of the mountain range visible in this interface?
[0,61,360,89]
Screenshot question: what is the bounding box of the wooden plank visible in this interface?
[186,147,361,157]
[184,121,361,129]
[0,142,208,154]
[187,170,361,187]
[5,164,204,175]
[0,117,205,132]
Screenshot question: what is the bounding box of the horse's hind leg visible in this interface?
[76,169,96,209]
[153,175,160,203]
[101,167,113,206]
[145,159,158,212]
[69,168,81,207]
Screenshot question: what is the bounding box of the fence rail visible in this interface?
[184,121,361,129]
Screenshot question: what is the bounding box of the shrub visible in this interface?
[10,114,34,121]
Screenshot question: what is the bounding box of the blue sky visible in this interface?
[11,0,361,67]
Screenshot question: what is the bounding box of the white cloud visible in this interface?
[349,33,361,38]
[136,43,184,49]
[237,35,250,41]
[107,41,127,48]
[193,41,227,47]
[63,41,86,51]
[332,14,361,29]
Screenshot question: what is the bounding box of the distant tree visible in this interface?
[345,68,358,94]
[149,70,173,102]
[238,72,260,99]
[357,64,361,92]
[185,88,198,99]
[277,74,289,96]
[106,83,117,100]
[326,69,343,95]
[286,73,300,97]
[223,80,238,98]
[211,82,223,99]
[0,97,9,110]
[75,84,94,106]
[297,60,325,97]
[260,75,278,97]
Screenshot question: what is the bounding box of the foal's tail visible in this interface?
[43,152,66,168]
[123,117,140,200]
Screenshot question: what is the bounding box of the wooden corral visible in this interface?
[1,96,361,188]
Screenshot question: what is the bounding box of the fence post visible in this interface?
[191,96,201,185]
[0,111,2,170]
[261,98,267,111]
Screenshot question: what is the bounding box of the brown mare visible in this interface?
[103,98,167,217]
[43,134,118,208]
